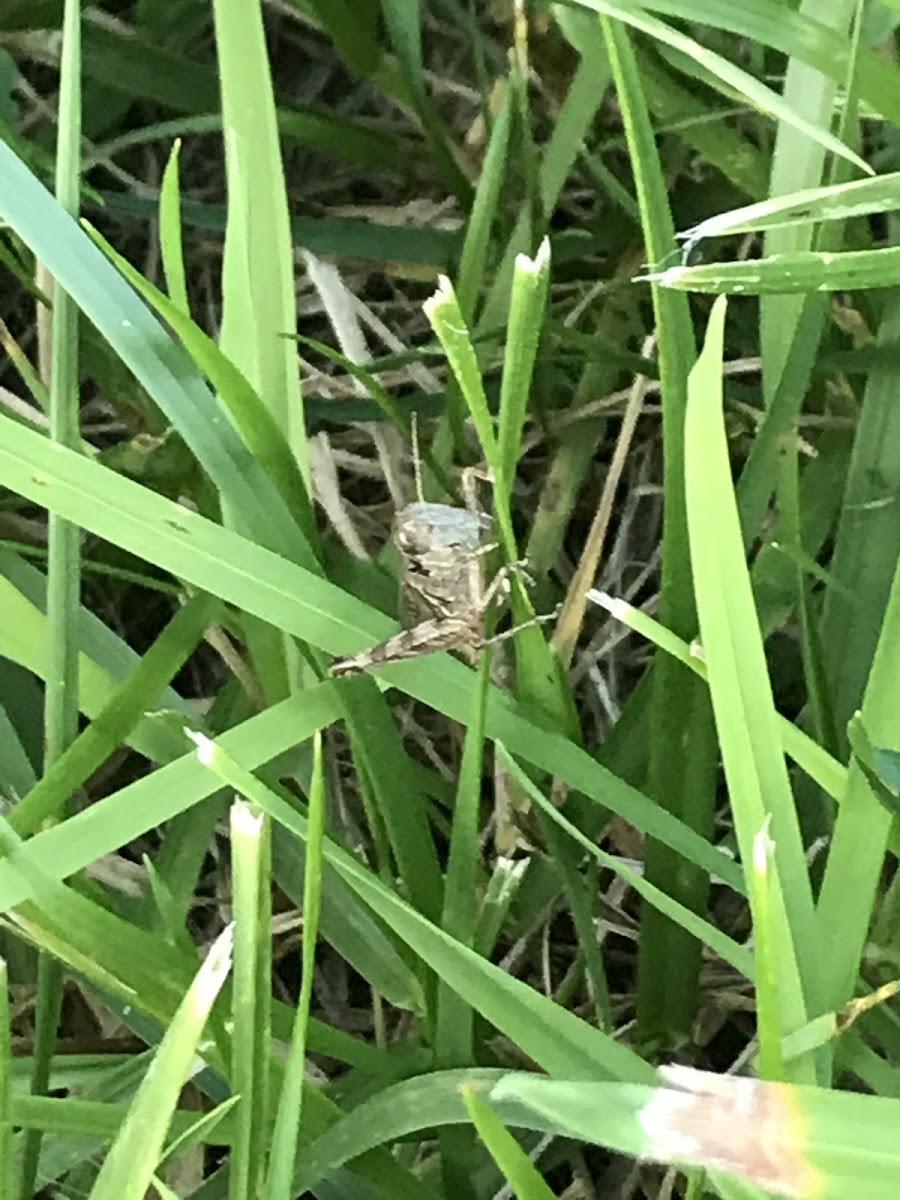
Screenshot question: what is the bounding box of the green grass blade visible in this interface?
[817,292,900,756]
[44,0,81,771]
[226,799,268,1199]
[462,1084,556,1200]
[266,733,326,1199]
[11,592,221,836]
[158,139,189,316]
[654,244,900,293]
[680,170,900,248]
[685,297,819,1081]
[749,823,786,1079]
[23,2,82,1193]
[436,655,492,1068]
[599,8,717,1048]
[496,238,550,487]
[816,547,900,1009]
[425,278,498,468]
[212,0,307,470]
[456,85,514,324]
[88,928,233,1200]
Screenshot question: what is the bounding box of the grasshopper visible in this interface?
[330,417,547,677]
[330,471,521,677]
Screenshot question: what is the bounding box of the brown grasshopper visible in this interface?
[330,417,549,677]
[330,477,524,677]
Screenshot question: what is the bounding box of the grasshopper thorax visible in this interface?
[395,501,490,556]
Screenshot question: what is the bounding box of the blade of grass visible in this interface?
[226,799,268,1200]
[749,822,785,1079]
[818,290,900,759]
[652,245,900,293]
[496,238,550,487]
[456,83,514,324]
[679,170,900,251]
[462,1083,556,1200]
[758,0,860,405]
[11,592,222,835]
[266,733,326,1200]
[436,653,492,1068]
[88,927,233,1200]
[600,10,718,1049]
[816,539,900,1010]
[158,139,189,316]
[22,3,82,1195]
[212,0,307,463]
[685,297,820,1082]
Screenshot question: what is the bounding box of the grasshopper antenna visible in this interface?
[412,411,424,503]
